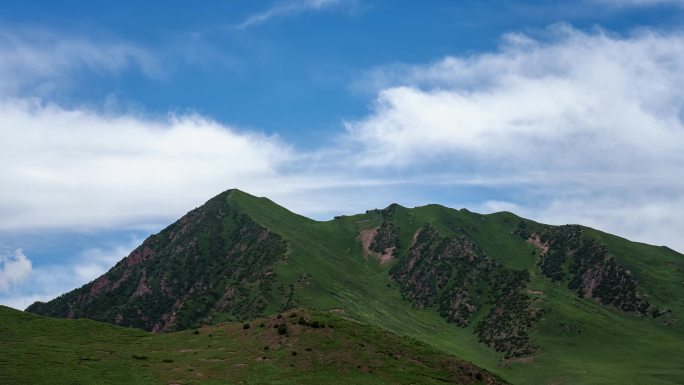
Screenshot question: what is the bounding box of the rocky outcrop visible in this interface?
[517,223,653,315]
[391,224,539,357]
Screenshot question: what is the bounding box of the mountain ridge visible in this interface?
[26,188,684,384]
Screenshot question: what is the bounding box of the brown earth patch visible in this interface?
[358,227,394,264]
[359,227,379,254]
[527,234,550,255]
[526,289,544,295]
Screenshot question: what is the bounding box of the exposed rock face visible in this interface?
[392,225,489,324]
[391,224,540,358]
[27,191,287,332]
[516,222,653,314]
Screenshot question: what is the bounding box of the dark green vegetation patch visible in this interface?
[28,191,287,331]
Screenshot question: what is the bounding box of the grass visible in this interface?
[0,306,501,385]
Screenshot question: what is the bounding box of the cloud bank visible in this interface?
[0,99,291,230]
[348,26,684,171]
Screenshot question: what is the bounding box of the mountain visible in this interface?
[26,189,684,384]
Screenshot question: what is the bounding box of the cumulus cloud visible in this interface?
[348,25,684,171]
[0,98,292,230]
[236,0,357,29]
[0,249,32,292]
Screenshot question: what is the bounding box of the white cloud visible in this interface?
[0,98,292,230]
[347,25,684,172]
[236,0,356,29]
[0,249,32,292]
[0,28,160,96]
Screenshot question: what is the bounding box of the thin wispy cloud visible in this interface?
[0,28,161,96]
[593,0,684,7]
[236,0,355,29]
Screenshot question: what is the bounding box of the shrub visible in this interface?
[243,323,250,330]
[310,320,320,328]
[131,354,148,360]
[192,329,200,335]
[162,359,173,363]
[277,324,288,335]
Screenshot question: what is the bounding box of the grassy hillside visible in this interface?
[0,306,503,385]
[228,191,684,385]
[24,189,684,384]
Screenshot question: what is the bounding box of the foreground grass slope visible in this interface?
[0,306,503,385]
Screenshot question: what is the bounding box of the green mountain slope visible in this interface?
[26,189,684,384]
[0,306,503,385]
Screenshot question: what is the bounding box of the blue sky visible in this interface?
[1,0,684,309]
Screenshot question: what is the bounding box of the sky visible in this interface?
[1,0,684,310]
